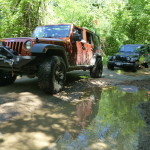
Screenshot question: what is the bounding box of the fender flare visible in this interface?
[30,44,69,68]
[90,53,102,65]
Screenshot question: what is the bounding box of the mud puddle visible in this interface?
[113,67,150,80]
[0,85,149,150]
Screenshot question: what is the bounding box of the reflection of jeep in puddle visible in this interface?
[0,87,102,150]
[55,87,102,147]
[0,24,103,94]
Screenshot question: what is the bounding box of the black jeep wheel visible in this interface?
[144,63,149,68]
[38,56,66,94]
[0,71,17,86]
[107,63,114,70]
[90,58,103,78]
[132,61,139,72]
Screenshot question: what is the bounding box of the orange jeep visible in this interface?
[0,24,103,94]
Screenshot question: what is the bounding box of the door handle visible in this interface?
[82,46,86,50]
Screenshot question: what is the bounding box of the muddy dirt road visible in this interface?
[0,67,150,150]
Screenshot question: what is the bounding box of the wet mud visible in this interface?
[0,67,150,150]
[138,101,150,150]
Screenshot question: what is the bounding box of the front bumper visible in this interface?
[108,61,135,67]
[0,46,35,71]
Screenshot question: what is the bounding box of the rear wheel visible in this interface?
[38,56,66,94]
[0,71,17,86]
[90,58,103,78]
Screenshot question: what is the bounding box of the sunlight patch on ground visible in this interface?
[90,141,108,149]
[0,92,43,121]
[0,132,54,150]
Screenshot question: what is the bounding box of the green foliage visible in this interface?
[0,0,149,55]
[0,0,41,37]
[103,55,109,65]
[106,0,150,55]
[138,44,150,63]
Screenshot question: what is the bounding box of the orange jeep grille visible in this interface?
[6,42,23,54]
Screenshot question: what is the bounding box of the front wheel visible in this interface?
[107,63,114,70]
[90,58,103,78]
[132,61,139,72]
[38,56,66,94]
[0,71,17,86]
[144,63,149,68]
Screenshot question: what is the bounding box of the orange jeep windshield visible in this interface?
[32,25,71,38]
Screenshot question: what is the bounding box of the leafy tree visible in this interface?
[0,0,41,37]
[0,0,149,55]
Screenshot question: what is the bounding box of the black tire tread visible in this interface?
[0,72,17,86]
[38,56,66,94]
[90,58,103,78]
[107,63,114,70]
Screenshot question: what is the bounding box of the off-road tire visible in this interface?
[107,63,114,70]
[90,58,103,78]
[0,71,17,86]
[38,56,66,94]
[132,61,139,72]
[144,63,149,68]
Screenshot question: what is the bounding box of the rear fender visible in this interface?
[90,53,102,66]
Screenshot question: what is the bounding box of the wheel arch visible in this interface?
[90,53,103,66]
[31,44,69,68]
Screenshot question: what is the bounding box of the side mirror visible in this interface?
[73,33,82,41]
[81,39,86,44]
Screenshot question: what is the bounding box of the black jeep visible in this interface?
[107,44,149,72]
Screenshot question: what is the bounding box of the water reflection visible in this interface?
[115,67,150,76]
[0,87,149,150]
[75,88,102,129]
[118,85,138,93]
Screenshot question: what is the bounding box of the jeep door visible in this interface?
[83,31,94,64]
[76,30,93,65]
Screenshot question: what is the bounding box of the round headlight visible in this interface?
[25,41,32,50]
[113,56,116,60]
[130,57,136,62]
[0,41,3,46]
[127,57,130,61]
